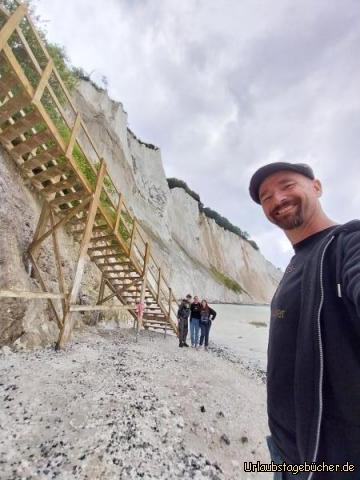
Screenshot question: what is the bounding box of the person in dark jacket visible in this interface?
[190,296,202,348]
[177,294,191,347]
[199,300,216,351]
[249,162,360,479]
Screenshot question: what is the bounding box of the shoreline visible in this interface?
[0,325,271,479]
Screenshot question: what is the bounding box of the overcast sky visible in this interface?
[32,0,360,269]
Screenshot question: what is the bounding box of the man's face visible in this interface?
[193,296,199,303]
[258,171,322,231]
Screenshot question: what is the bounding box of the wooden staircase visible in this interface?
[0,4,179,346]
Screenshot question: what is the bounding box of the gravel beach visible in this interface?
[0,325,271,480]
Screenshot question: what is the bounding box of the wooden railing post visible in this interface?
[57,160,107,349]
[32,59,53,103]
[114,193,123,234]
[66,113,81,159]
[168,288,172,319]
[157,268,161,302]
[136,242,150,337]
[129,219,137,256]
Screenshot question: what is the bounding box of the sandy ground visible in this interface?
[0,325,272,480]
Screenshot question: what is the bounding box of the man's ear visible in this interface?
[313,179,322,197]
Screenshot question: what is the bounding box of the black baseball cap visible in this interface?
[249,162,315,204]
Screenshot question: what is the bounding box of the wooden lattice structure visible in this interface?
[0,3,179,347]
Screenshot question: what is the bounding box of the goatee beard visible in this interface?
[271,203,304,230]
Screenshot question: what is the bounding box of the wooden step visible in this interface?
[90,253,128,261]
[90,234,116,244]
[92,263,128,271]
[41,178,79,195]
[10,130,52,157]
[143,324,172,331]
[73,224,109,235]
[103,269,125,275]
[21,146,62,171]
[0,92,29,124]
[30,165,64,183]
[87,245,121,253]
[0,111,41,142]
[50,191,86,207]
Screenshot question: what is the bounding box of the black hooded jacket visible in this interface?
[291,220,360,478]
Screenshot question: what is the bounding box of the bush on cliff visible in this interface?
[210,267,245,294]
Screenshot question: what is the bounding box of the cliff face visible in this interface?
[73,81,281,304]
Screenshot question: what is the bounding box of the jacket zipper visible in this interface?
[307,235,335,480]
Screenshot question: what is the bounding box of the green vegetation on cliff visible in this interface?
[210,267,245,294]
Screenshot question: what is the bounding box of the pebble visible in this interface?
[220,434,230,445]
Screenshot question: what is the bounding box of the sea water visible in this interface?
[210,304,270,371]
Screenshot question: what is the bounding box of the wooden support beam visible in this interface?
[66,113,81,158]
[69,304,136,312]
[168,288,172,320]
[30,203,50,258]
[50,208,67,316]
[99,292,116,305]
[113,193,123,234]
[32,59,53,103]
[0,4,27,52]
[97,274,106,305]
[3,44,34,99]
[27,251,63,329]
[24,204,63,329]
[129,219,137,255]
[57,160,106,349]
[136,242,150,337]
[0,290,65,300]
[157,268,161,302]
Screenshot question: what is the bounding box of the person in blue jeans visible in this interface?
[199,300,216,351]
[189,296,201,348]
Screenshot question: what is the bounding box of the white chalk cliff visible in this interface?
[73,80,281,304]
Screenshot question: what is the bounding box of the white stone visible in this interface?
[0,346,12,355]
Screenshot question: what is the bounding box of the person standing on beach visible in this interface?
[199,300,216,351]
[190,296,202,348]
[177,294,191,348]
[249,162,360,479]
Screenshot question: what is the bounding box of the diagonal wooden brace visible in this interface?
[29,197,91,253]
